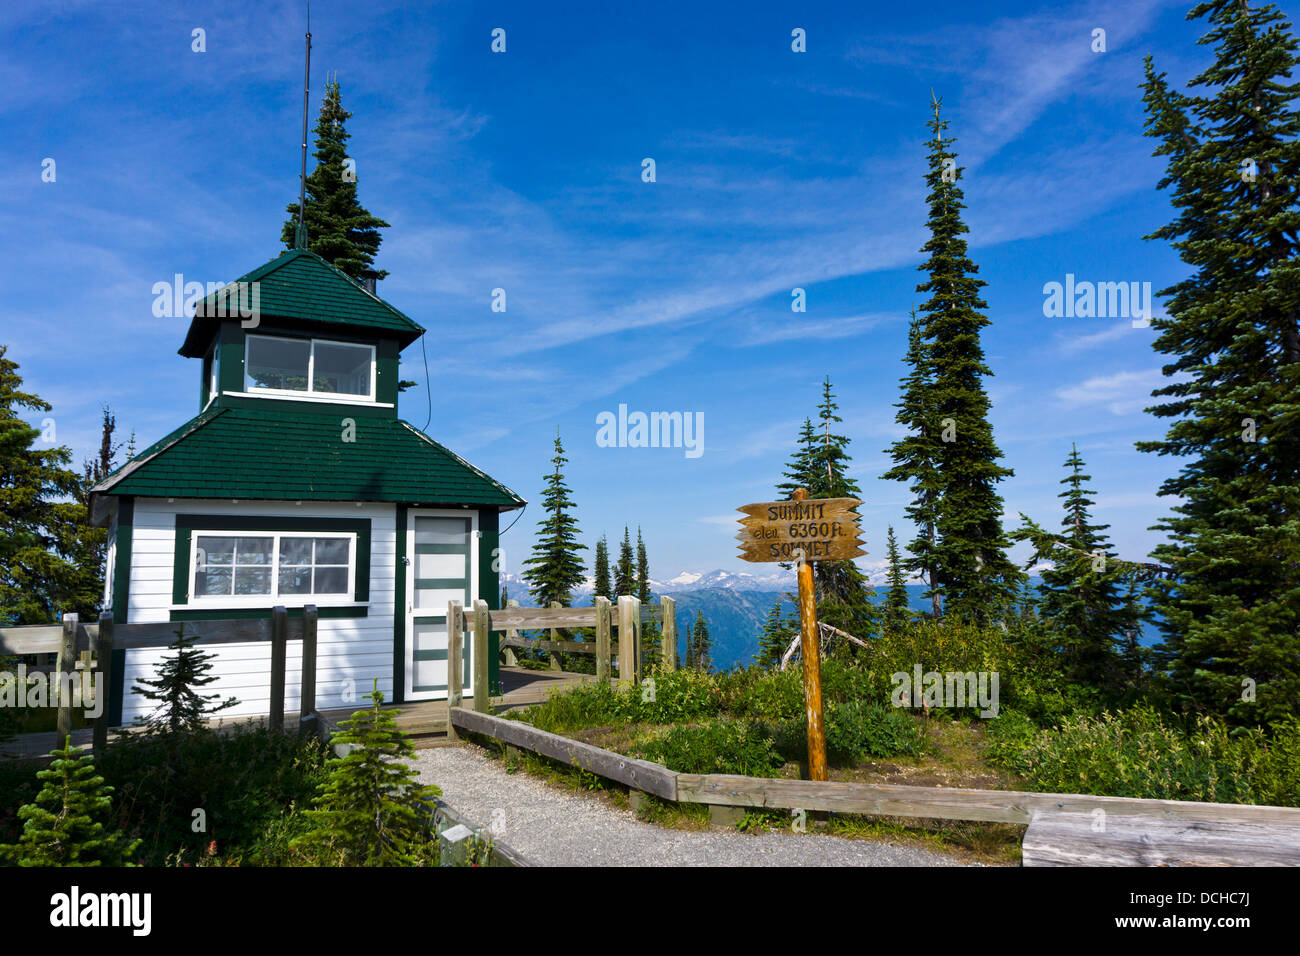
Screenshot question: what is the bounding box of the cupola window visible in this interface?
[244,334,375,401]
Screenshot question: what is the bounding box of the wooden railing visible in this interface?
[448,707,1300,866]
[0,606,324,754]
[447,595,678,733]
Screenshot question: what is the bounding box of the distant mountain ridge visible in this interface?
[500,567,1158,672]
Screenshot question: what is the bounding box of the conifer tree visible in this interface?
[0,745,139,866]
[131,625,239,734]
[635,528,661,666]
[756,601,794,667]
[613,527,635,598]
[593,535,612,601]
[0,346,100,625]
[776,418,818,500]
[883,525,911,631]
[1139,1,1300,725]
[1029,445,1129,685]
[775,380,877,637]
[1017,577,1038,622]
[882,310,944,617]
[915,97,1020,623]
[282,78,390,279]
[295,685,441,866]
[690,610,713,672]
[522,431,586,608]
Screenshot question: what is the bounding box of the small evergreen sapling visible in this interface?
[0,745,140,866]
[883,525,912,631]
[295,684,442,866]
[132,624,238,734]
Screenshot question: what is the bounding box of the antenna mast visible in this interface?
[294,5,312,250]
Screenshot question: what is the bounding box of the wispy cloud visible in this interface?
[1055,368,1165,415]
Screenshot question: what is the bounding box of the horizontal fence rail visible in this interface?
[448,596,679,722]
[0,607,325,756]
[0,616,317,655]
[448,707,1300,866]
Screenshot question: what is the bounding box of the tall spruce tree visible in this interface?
[1138,1,1300,725]
[522,431,586,607]
[282,78,390,279]
[1032,445,1129,686]
[0,347,103,625]
[593,535,612,601]
[776,418,818,500]
[635,528,661,666]
[883,310,945,617]
[690,610,713,672]
[883,525,912,631]
[775,380,877,637]
[756,601,794,667]
[915,97,1020,623]
[613,527,635,598]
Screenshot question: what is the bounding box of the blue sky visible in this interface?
[3,0,1280,583]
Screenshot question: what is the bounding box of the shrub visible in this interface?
[523,667,723,731]
[824,700,925,763]
[99,721,329,866]
[523,680,623,734]
[723,667,805,721]
[981,709,1040,767]
[635,720,783,777]
[985,707,1300,806]
[632,667,722,724]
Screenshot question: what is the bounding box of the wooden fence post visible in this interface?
[617,596,636,689]
[56,613,77,749]
[631,597,643,683]
[503,598,519,667]
[473,599,491,713]
[93,613,114,755]
[595,596,611,684]
[447,602,463,739]
[299,604,318,735]
[547,600,563,671]
[269,606,287,733]
[661,597,677,671]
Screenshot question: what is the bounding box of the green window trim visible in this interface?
[172,514,371,607]
[169,606,368,622]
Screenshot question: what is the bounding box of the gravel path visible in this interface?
[414,743,968,867]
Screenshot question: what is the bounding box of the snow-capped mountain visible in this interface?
[652,568,796,592]
[502,564,938,597]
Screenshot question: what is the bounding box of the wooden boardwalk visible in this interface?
[321,666,599,742]
[2,666,598,760]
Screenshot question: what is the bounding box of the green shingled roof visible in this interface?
[179,249,425,357]
[90,405,524,511]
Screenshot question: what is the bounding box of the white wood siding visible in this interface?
[120,499,396,724]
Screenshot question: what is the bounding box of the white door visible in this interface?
[405,510,478,702]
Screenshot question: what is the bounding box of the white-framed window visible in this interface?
[244,334,376,401]
[190,531,357,605]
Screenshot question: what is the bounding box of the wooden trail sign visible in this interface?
[737,491,866,782]
[735,496,864,563]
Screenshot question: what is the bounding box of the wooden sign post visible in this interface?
[736,488,863,782]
